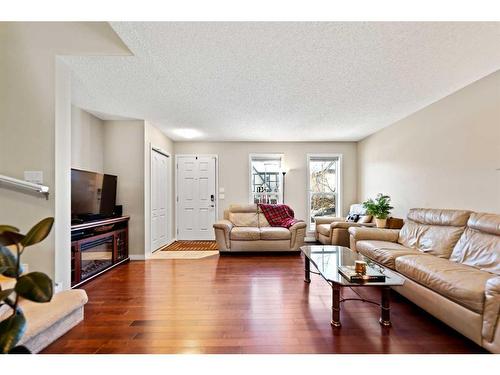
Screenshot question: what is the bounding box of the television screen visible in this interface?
[71,169,117,221]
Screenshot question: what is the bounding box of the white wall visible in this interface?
[174,142,358,227]
[144,122,175,255]
[0,22,130,284]
[71,105,105,173]
[103,120,145,258]
[358,69,500,217]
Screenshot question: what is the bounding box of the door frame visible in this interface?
[150,145,172,253]
[175,154,219,240]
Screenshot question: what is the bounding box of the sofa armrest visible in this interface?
[289,221,307,250]
[314,216,344,226]
[483,276,500,343]
[348,227,400,252]
[213,220,233,250]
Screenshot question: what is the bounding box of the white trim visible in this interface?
[306,153,343,235]
[175,154,219,240]
[150,145,172,254]
[248,153,285,204]
[129,254,147,261]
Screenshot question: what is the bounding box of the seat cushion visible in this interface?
[260,227,291,240]
[317,224,331,237]
[395,255,493,313]
[230,227,260,240]
[357,240,422,269]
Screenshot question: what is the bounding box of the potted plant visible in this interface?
[0,217,54,354]
[362,194,394,228]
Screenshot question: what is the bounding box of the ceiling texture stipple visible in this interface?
[64,22,500,141]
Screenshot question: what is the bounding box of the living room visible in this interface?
[1,1,499,373]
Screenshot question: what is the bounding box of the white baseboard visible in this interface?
[305,236,316,242]
[129,254,146,261]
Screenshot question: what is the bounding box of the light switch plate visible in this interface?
[219,187,225,193]
[219,193,225,200]
[24,171,43,184]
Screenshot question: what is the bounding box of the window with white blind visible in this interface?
[249,154,283,204]
[307,154,342,230]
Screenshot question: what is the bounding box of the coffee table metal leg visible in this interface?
[304,256,311,283]
[379,286,391,327]
[331,284,341,327]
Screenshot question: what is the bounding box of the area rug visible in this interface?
[151,250,219,260]
[161,240,218,251]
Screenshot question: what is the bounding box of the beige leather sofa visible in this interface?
[315,216,374,247]
[349,208,500,353]
[0,276,88,353]
[315,204,375,247]
[213,204,307,252]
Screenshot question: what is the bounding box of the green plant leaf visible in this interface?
[0,288,14,302]
[0,246,22,278]
[0,225,19,234]
[15,272,53,303]
[21,217,54,247]
[0,231,26,247]
[0,310,27,354]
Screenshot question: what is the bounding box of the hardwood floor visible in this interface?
[42,254,486,354]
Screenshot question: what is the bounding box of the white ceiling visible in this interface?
[65,22,500,141]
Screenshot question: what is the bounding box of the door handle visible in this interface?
[210,194,215,202]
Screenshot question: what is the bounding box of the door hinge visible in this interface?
[176,196,179,202]
[176,228,179,235]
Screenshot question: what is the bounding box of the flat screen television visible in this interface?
[71,168,117,222]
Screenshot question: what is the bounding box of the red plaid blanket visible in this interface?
[258,204,302,228]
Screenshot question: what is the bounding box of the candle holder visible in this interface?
[355,260,367,275]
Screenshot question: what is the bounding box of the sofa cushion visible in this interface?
[230,227,260,240]
[357,240,422,269]
[229,212,259,227]
[395,255,493,313]
[397,208,471,258]
[450,212,500,275]
[317,224,331,237]
[260,227,291,240]
[258,213,271,227]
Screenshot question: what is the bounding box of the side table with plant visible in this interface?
[362,194,394,228]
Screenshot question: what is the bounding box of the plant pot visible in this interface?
[375,218,387,228]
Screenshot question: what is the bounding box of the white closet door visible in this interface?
[177,155,217,240]
[151,149,169,251]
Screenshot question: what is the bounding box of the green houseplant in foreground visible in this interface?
[362,194,394,228]
[0,217,54,354]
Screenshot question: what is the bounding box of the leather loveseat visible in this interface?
[315,204,375,247]
[213,204,307,252]
[349,208,500,353]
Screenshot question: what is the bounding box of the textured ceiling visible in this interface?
[65,22,500,141]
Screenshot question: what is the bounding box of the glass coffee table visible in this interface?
[301,245,405,327]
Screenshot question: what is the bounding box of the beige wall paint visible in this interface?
[174,142,358,228]
[102,120,145,257]
[71,106,105,173]
[358,70,500,217]
[0,22,131,282]
[144,122,175,255]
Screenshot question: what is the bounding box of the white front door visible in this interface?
[151,149,169,251]
[177,155,217,240]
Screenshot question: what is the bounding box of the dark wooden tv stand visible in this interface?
[71,216,130,288]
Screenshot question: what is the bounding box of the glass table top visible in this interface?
[301,245,405,286]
